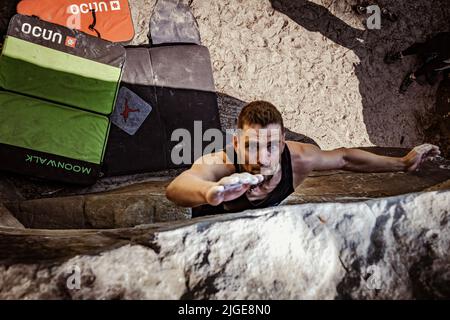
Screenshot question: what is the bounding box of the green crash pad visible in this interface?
[0,14,125,115]
[0,91,110,184]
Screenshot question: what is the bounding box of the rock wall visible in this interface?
[1,190,449,299]
[0,204,23,229]
[130,0,450,150]
[0,1,449,300]
[1,148,449,230]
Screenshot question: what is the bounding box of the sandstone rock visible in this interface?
[16,197,86,230]
[217,93,319,145]
[9,183,191,229]
[284,148,450,205]
[0,190,449,299]
[127,0,450,152]
[0,173,24,203]
[423,77,450,158]
[85,194,190,229]
[1,148,449,230]
[0,204,24,229]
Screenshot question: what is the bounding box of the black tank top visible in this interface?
[192,145,295,217]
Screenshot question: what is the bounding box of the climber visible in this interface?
[384,32,450,94]
[166,101,441,217]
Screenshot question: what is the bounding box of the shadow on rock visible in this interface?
[270,0,450,147]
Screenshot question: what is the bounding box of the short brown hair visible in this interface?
[237,101,284,130]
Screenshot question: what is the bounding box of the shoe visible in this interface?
[399,73,415,94]
[384,51,403,64]
[381,8,398,22]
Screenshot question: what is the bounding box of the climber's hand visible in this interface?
[402,144,441,172]
[205,173,264,206]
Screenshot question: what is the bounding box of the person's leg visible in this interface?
[406,33,450,63]
[424,32,450,58]
[397,33,450,92]
[399,59,449,93]
[384,42,426,64]
[402,42,427,56]
[415,60,449,78]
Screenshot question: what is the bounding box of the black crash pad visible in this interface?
[103,44,221,176]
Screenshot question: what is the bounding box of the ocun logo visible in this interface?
[21,23,63,44]
[65,36,77,48]
[69,1,121,14]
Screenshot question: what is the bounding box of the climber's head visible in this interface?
[233,101,286,176]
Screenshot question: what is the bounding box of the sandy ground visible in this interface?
[130,0,450,150]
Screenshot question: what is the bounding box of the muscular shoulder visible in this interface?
[286,141,320,171]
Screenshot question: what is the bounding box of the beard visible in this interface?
[260,163,280,176]
[245,163,281,183]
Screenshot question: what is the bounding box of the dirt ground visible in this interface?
[130,0,449,150]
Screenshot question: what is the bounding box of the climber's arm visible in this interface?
[166,152,263,208]
[316,147,406,172]
[289,142,440,173]
[166,152,234,207]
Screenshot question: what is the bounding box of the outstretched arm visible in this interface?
[166,152,232,207]
[166,152,264,207]
[294,143,440,173]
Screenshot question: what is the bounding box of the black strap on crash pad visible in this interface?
[89,9,101,38]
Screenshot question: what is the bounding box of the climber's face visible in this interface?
[233,123,285,176]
